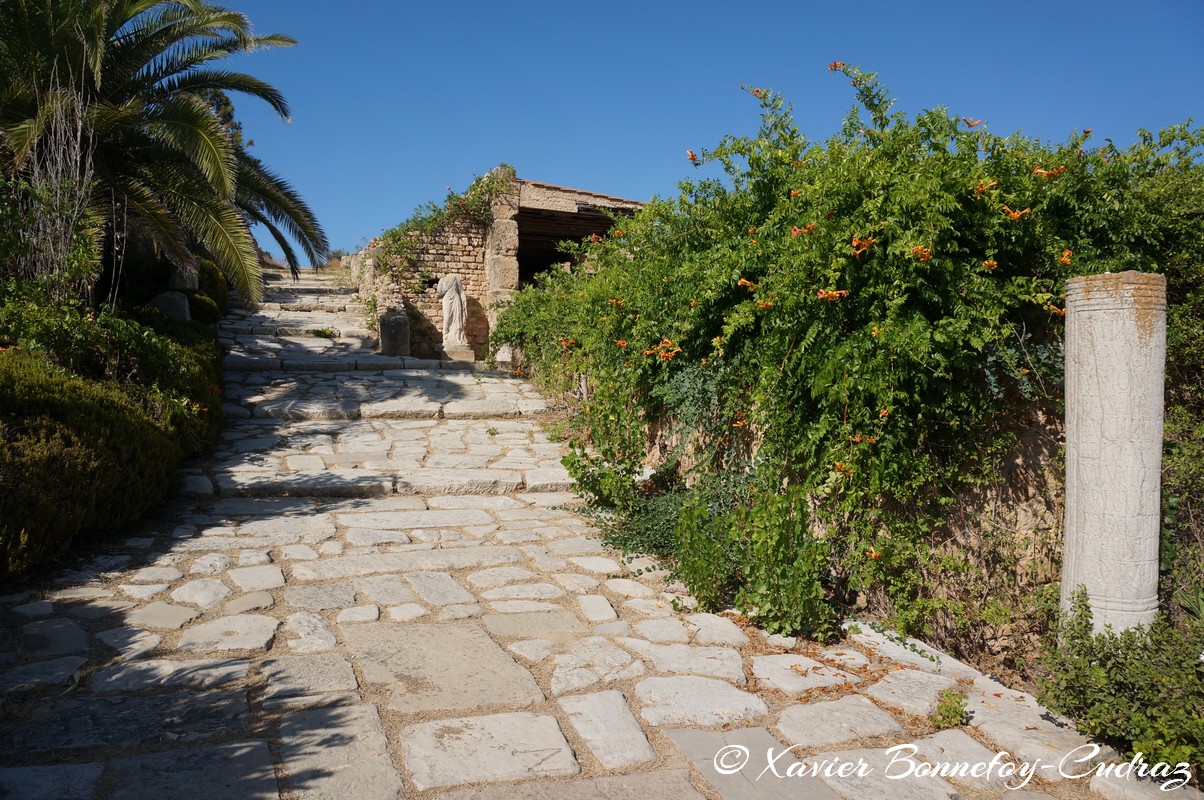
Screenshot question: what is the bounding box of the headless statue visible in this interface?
[436,274,468,348]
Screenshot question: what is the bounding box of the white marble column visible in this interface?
[1061,271,1166,631]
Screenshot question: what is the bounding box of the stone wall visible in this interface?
[347,218,488,360]
[349,172,642,362]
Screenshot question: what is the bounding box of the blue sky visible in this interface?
[225,0,1204,259]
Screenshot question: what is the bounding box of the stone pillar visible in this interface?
[1061,271,1166,632]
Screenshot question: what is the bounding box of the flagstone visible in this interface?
[342,622,543,714]
[401,712,578,790]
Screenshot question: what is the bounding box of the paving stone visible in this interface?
[603,578,656,598]
[481,582,566,600]
[0,656,86,694]
[433,770,706,799]
[632,618,690,642]
[524,467,575,492]
[284,612,337,653]
[593,620,630,635]
[96,626,162,660]
[239,550,273,566]
[428,495,524,510]
[63,597,136,619]
[489,600,560,613]
[480,611,589,641]
[911,730,1013,789]
[291,546,521,580]
[131,566,183,583]
[190,553,232,574]
[262,653,358,705]
[559,690,655,769]
[345,528,412,546]
[20,618,88,657]
[686,613,751,646]
[353,575,414,604]
[622,598,674,617]
[126,601,201,630]
[578,595,617,622]
[635,676,768,726]
[508,639,554,663]
[178,614,280,652]
[106,740,278,799]
[119,582,169,599]
[846,623,979,679]
[466,566,539,589]
[342,622,543,714]
[553,573,599,593]
[223,591,275,615]
[965,677,1110,778]
[819,646,870,670]
[284,584,357,609]
[0,764,104,800]
[13,690,249,750]
[46,587,115,601]
[1091,769,1204,799]
[279,544,320,560]
[339,509,494,530]
[13,600,53,617]
[440,603,484,618]
[91,659,248,692]
[568,557,621,574]
[337,604,380,623]
[227,565,286,591]
[775,694,904,749]
[401,712,579,790]
[546,537,605,556]
[619,638,745,683]
[404,571,475,605]
[551,636,645,694]
[801,747,961,800]
[216,469,393,497]
[667,726,841,800]
[171,578,232,608]
[387,603,429,621]
[278,704,403,798]
[865,668,956,716]
[751,654,861,694]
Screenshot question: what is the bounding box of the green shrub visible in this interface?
[674,493,735,612]
[732,488,839,639]
[196,258,230,314]
[492,66,1204,641]
[0,350,179,576]
[1039,590,1204,783]
[185,290,221,324]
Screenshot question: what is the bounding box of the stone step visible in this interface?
[212,467,573,497]
[221,355,501,373]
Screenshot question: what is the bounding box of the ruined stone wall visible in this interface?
[346,218,488,360]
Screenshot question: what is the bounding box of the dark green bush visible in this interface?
[1039,591,1204,784]
[186,290,221,324]
[0,350,179,576]
[196,258,230,314]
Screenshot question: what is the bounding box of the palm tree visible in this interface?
[0,0,328,304]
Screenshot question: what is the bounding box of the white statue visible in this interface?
[436,274,468,348]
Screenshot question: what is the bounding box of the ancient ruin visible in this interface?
[345,173,641,361]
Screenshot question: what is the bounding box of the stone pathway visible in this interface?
[1,267,1199,800]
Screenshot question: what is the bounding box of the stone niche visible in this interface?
[348,173,641,361]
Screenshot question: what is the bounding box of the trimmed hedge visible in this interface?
[0,294,224,578]
[0,350,178,575]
